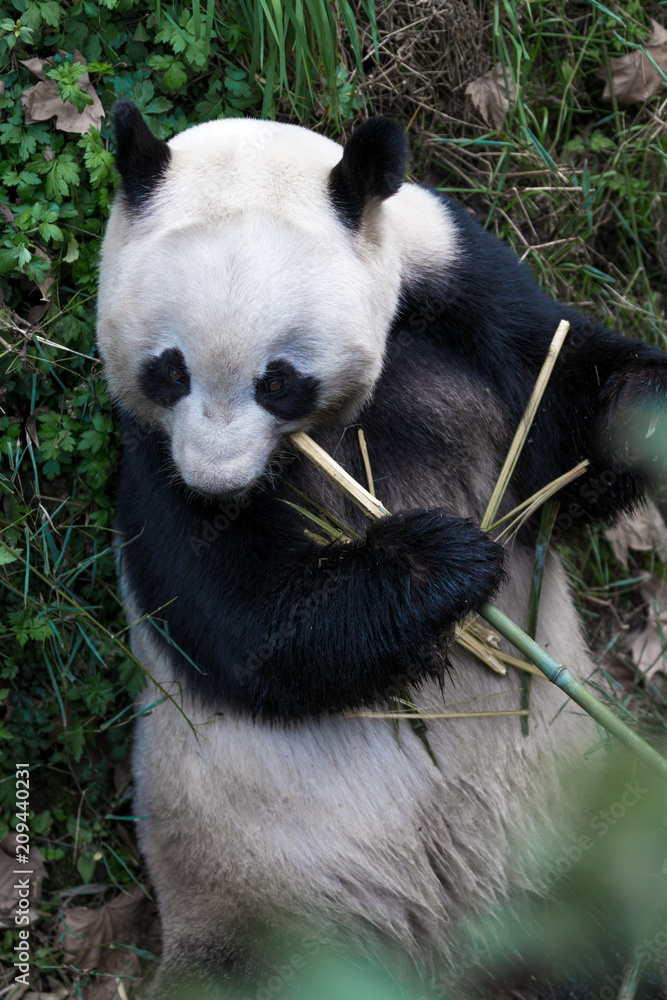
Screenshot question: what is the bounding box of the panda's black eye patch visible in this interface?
[255,360,320,421]
[139,348,191,407]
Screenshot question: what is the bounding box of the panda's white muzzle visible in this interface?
[170,399,279,497]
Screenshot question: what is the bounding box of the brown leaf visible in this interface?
[113,757,132,797]
[629,575,667,680]
[596,648,637,691]
[0,204,17,230]
[33,247,54,303]
[465,62,516,128]
[20,56,48,82]
[25,413,40,448]
[80,949,140,1000]
[0,834,47,926]
[59,885,151,970]
[605,500,667,567]
[26,302,50,327]
[23,989,69,1000]
[20,51,104,134]
[595,20,667,104]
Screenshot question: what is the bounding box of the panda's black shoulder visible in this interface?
[389,186,581,421]
[425,187,561,316]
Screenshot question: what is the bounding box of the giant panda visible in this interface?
[96,100,667,998]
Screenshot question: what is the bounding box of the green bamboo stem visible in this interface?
[290,431,667,782]
[481,604,667,781]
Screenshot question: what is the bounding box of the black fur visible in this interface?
[116,426,504,720]
[138,348,191,407]
[115,184,667,722]
[255,359,321,420]
[329,117,409,228]
[113,99,171,207]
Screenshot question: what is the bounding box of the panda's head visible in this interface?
[97,103,414,498]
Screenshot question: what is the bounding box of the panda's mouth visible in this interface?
[186,479,259,505]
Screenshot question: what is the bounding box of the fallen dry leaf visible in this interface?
[80,948,140,1000]
[595,20,667,104]
[31,246,54,305]
[23,988,69,1000]
[465,62,516,128]
[21,51,104,134]
[0,204,17,230]
[605,500,667,567]
[59,885,151,970]
[628,575,667,680]
[26,302,50,327]
[25,412,40,448]
[0,834,47,927]
[113,757,132,798]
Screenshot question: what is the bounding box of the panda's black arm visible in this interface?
[514,317,667,530]
[412,194,667,527]
[238,509,505,719]
[116,422,504,719]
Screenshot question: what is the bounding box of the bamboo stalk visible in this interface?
[290,431,390,518]
[491,459,588,541]
[456,629,507,675]
[492,650,545,677]
[480,319,570,531]
[347,709,530,719]
[289,430,667,781]
[357,427,376,497]
[482,605,667,780]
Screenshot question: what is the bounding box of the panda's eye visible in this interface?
[139,348,191,407]
[255,359,320,421]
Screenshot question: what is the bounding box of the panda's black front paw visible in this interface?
[366,509,506,630]
[604,366,667,481]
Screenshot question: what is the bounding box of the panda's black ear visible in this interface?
[329,117,408,228]
[113,100,171,208]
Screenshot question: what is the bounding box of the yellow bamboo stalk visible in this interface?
[346,709,530,719]
[480,319,570,531]
[357,427,376,497]
[290,431,390,518]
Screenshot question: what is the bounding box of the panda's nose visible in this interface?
[201,402,233,423]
